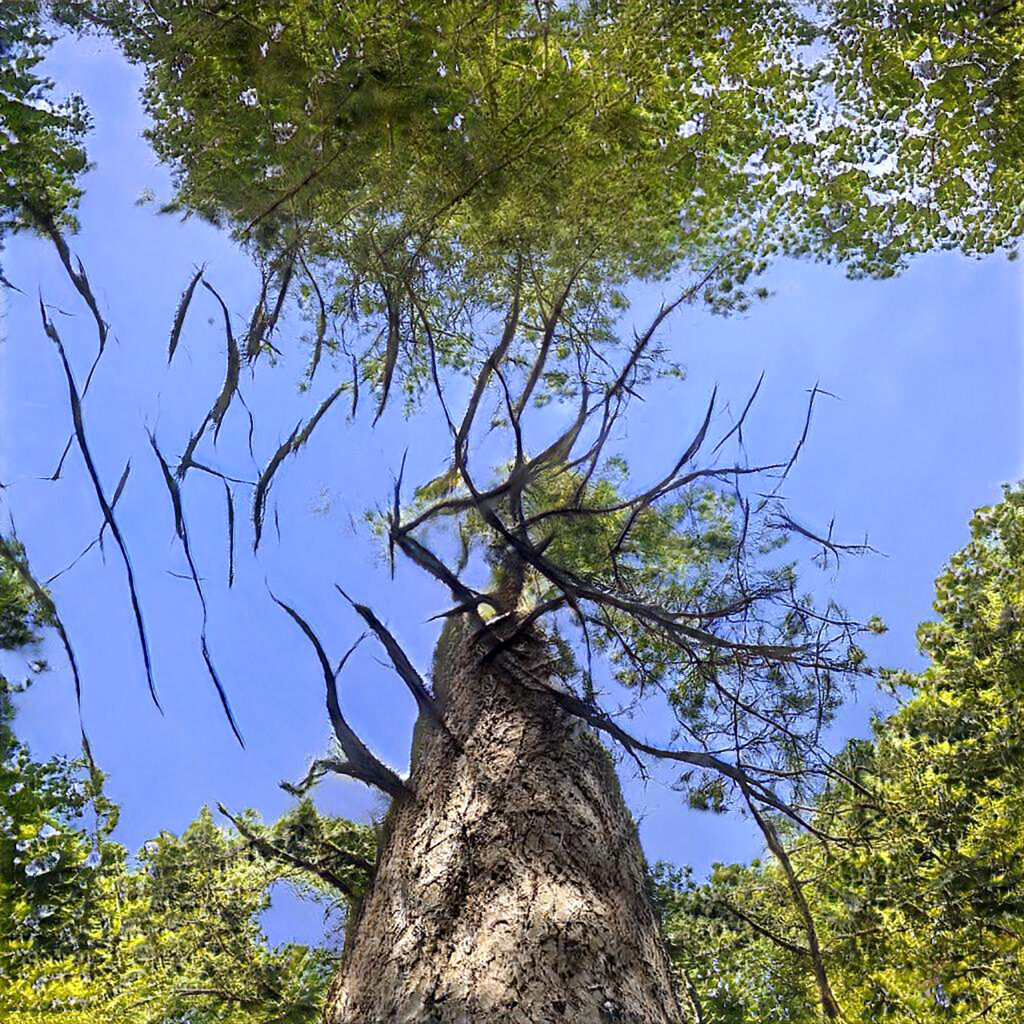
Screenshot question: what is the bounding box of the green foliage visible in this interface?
[0,537,53,654]
[1,697,376,1023]
[654,862,817,1023]
[827,484,1024,1020]
[656,484,1024,1022]
[51,0,1024,371]
[814,1,1024,273]
[65,0,805,272]
[0,579,122,1022]
[54,0,839,402]
[115,805,348,1024]
[0,697,117,984]
[0,1,88,232]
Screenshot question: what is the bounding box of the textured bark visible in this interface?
[324,618,688,1024]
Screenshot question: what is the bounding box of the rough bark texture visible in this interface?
[323,617,688,1024]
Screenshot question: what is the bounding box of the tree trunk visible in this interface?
[323,617,688,1024]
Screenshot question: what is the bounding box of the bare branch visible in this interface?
[513,268,582,418]
[269,592,410,800]
[713,371,764,455]
[373,285,401,424]
[768,510,877,568]
[41,299,159,712]
[0,532,94,771]
[337,586,445,728]
[217,803,370,897]
[168,267,205,364]
[455,263,523,466]
[149,432,244,746]
[201,280,243,443]
[737,775,842,1021]
[252,422,301,551]
[44,461,131,583]
[300,255,329,380]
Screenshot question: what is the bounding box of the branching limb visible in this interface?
[149,432,244,746]
[217,802,369,897]
[0,531,94,770]
[736,770,842,1021]
[44,460,131,583]
[40,299,159,711]
[336,586,446,728]
[269,592,410,800]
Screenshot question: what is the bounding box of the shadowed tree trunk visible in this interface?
[324,617,688,1024]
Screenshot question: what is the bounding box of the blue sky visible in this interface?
[2,34,1022,946]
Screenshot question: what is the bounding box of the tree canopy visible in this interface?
[821,0,1024,266]
[64,1,808,285]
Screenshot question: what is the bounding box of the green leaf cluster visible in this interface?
[0,537,54,655]
[0,1,88,232]
[813,0,1024,273]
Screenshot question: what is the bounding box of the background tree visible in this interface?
[2,709,377,1024]
[1,538,372,1024]
[657,484,1024,1023]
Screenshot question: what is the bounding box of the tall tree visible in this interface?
[8,3,1020,1020]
